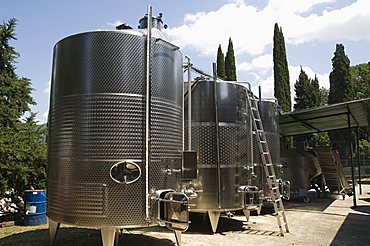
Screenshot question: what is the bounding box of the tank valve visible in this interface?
[182,187,198,199]
[165,169,181,175]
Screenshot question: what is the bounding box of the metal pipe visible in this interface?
[356,127,362,194]
[249,106,254,184]
[182,66,185,153]
[258,86,262,103]
[212,62,222,209]
[248,87,254,185]
[145,5,152,222]
[190,66,213,79]
[348,113,357,207]
[186,56,192,150]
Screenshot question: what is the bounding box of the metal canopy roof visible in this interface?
[279,98,370,137]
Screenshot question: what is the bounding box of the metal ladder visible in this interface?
[246,90,289,236]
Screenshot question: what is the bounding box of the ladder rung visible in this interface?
[262,152,270,155]
[274,198,281,202]
[276,211,285,216]
[265,163,273,167]
[268,175,275,179]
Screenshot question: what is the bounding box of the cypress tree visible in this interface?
[216,44,226,80]
[310,75,321,107]
[225,37,237,81]
[294,67,312,110]
[294,69,328,149]
[273,23,291,112]
[328,44,353,158]
[0,19,47,215]
[328,44,352,104]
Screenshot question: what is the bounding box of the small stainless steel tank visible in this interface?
[183,79,252,232]
[280,149,322,202]
[252,100,282,198]
[47,10,187,246]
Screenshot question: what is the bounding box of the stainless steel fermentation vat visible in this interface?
[183,79,252,232]
[47,10,186,245]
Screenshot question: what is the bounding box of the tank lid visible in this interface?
[138,13,168,30]
[116,23,133,30]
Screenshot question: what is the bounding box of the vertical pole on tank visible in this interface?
[258,86,262,103]
[213,62,221,208]
[187,57,192,150]
[145,4,153,223]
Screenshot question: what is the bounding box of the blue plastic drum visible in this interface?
[24,190,47,226]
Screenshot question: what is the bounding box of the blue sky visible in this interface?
[2,0,370,123]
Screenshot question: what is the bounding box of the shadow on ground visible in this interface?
[351,206,370,214]
[360,197,370,203]
[187,213,246,234]
[330,213,370,245]
[0,227,174,246]
[284,197,335,212]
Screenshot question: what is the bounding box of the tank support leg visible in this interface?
[115,229,120,245]
[207,210,221,233]
[243,209,251,222]
[49,219,60,246]
[174,230,182,246]
[101,227,116,246]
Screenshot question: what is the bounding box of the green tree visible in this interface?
[0,19,47,215]
[350,62,370,158]
[328,44,353,159]
[319,87,329,106]
[311,75,321,106]
[351,62,370,100]
[294,67,312,110]
[294,68,328,149]
[328,44,352,104]
[225,37,237,81]
[216,44,226,80]
[273,23,291,112]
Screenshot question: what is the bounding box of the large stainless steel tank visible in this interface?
[183,79,252,231]
[47,27,183,230]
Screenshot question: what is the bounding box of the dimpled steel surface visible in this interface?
[252,100,281,196]
[47,31,182,227]
[184,81,251,211]
[258,100,280,164]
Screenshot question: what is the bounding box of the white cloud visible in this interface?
[43,80,51,94]
[289,65,330,89]
[34,110,48,124]
[42,111,48,123]
[165,0,370,57]
[238,53,272,76]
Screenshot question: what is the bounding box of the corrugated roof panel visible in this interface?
[279,98,370,136]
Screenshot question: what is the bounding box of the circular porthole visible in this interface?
[110,161,141,184]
